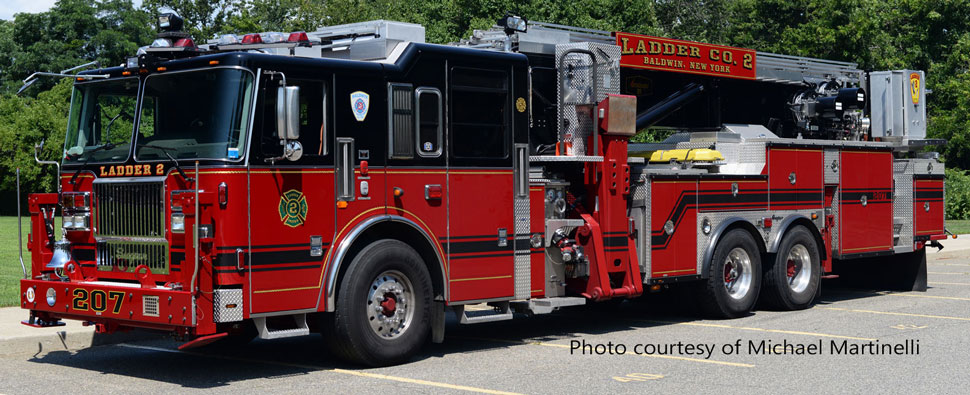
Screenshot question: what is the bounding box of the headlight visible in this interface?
[171,213,185,233]
[62,213,89,230]
[46,288,56,307]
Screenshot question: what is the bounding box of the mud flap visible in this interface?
[901,248,928,292]
[431,300,446,343]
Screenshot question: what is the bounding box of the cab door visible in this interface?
[247,73,335,314]
[384,74,448,280]
[446,65,516,302]
[331,68,388,306]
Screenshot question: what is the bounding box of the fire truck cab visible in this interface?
[18,15,946,366]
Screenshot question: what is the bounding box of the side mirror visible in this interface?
[277,86,300,140]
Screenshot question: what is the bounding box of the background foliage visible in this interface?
[1,0,969,219]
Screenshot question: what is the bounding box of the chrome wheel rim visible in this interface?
[723,247,752,300]
[366,270,414,340]
[786,244,812,293]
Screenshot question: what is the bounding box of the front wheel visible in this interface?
[325,239,432,367]
[762,226,821,310]
[699,229,762,318]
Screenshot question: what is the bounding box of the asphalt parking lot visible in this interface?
[2,249,968,394]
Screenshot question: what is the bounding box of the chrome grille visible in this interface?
[97,241,169,275]
[94,181,165,237]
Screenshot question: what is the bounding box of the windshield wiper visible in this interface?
[69,142,115,185]
[138,143,192,181]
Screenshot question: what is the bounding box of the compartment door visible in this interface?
[839,151,893,255]
[650,180,698,277]
[914,178,944,237]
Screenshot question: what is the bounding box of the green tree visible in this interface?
[0,79,73,212]
[655,0,731,43]
[0,0,153,94]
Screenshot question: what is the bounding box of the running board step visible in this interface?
[511,297,586,315]
[456,302,513,324]
[254,314,310,339]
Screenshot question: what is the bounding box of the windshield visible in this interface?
[136,68,254,161]
[63,78,139,163]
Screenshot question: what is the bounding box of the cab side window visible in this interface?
[450,67,509,159]
[257,78,328,159]
[387,83,442,159]
[416,87,442,157]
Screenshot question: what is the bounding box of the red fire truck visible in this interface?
[17,14,946,366]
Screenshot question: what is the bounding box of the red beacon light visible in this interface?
[173,38,195,48]
[288,32,310,43]
[241,33,262,44]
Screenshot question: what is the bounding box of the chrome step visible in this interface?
[456,302,513,324]
[511,297,586,315]
[254,314,310,339]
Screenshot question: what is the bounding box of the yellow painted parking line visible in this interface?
[453,336,754,368]
[117,344,523,395]
[876,291,970,301]
[332,369,524,395]
[641,320,877,341]
[930,282,970,286]
[820,307,970,322]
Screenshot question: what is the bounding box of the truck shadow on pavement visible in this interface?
[24,281,908,388]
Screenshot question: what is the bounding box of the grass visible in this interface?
[946,219,970,235]
[1,216,31,307]
[0,216,63,307]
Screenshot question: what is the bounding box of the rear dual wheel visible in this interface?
[700,229,762,318]
[762,226,821,310]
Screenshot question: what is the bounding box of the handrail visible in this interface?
[191,161,200,293]
[16,168,26,279]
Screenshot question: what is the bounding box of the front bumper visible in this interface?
[20,278,195,332]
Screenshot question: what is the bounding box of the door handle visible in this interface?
[236,248,246,271]
[425,184,442,200]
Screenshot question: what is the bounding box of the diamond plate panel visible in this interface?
[824,149,840,184]
[631,169,650,206]
[639,179,651,278]
[696,211,769,276]
[674,142,716,150]
[895,158,944,176]
[556,42,620,156]
[715,143,740,165]
[213,289,243,322]
[739,142,767,164]
[514,196,530,299]
[832,187,840,254]
[894,170,914,253]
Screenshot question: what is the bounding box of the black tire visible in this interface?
[699,229,762,319]
[325,239,432,367]
[762,226,821,310]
